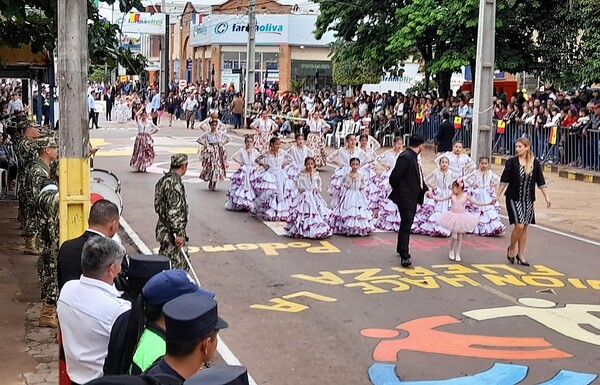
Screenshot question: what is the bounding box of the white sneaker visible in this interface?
[448,251,455,261]
[455,254,462,262]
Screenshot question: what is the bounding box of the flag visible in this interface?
[415,112,423,124]
[192,14,203,24]
[548,126,558,144]
[454,116,462,129]
[129,13,140,23]
[496,120,505,134]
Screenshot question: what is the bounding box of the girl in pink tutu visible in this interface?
[428,179,495,262]
[286,157,332,239]
[225,135,260,211]
[330,158,375,236]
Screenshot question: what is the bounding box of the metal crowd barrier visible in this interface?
[490,120,600,170]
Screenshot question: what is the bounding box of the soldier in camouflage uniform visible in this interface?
[154,154,190,271]
[36,180,59,328]
[14,120,40,226]
[22,137,59,255]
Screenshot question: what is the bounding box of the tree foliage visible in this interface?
[332,53,380,86]
[314,0,600,92]
[0,0,146,73]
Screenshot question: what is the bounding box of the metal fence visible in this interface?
[369,112,599,171]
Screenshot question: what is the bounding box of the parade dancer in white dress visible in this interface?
[284,133,313,179]
[250,110,279,153]
[116,96,131,124]
[285,157,332,239]
[464,156,506,236]
[197,120,231,191]
[199,111,228,132]
[412,156,456,237]
[130,109,159,172]
[330,158,375,236]
[375,137,404,231]
[306,111,331,168]
[358,134,380,213]
[252,137,292,221]
[357,126,381,151]
[225,135,260,211]
[327,134,366,207]
[434,141,476,177]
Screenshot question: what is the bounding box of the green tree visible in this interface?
[576,1,600,85]
[0,0,145,72]
[289,78,306,94]
[89,66,111,83]
[332,56,380,88]
[313,0,407,83]
[315,0,593,94]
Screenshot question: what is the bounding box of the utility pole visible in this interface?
[471,0,496,161]
[57,0,90,245]
[244,0,256,127]
[161,0,170,95]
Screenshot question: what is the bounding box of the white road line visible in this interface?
[119,217,152,254]
[119,216,259,385]
[498,214,600,247]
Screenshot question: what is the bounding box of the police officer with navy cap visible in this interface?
[184,365,249,385]
[145,292,228,384]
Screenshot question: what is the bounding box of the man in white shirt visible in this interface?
[182,94,198,129]
[57,236,131,385]
[305,92,315,112]
[8,93,25,115]
[150,90,161,125]
[88,92,99,129]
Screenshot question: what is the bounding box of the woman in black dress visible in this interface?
[497,137,551,266]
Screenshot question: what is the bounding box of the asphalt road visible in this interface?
[91,122,600,385]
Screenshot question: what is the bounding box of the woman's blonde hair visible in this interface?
[516,137,535,174]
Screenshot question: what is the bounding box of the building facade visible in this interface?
[170,0,335,92]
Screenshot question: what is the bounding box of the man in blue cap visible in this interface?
[104,269,214,376]
[145,292,228,384]
[131,270,215,374]
[184,365,249,385]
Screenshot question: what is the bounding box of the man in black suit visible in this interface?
[388,135,428,267]
[57,199,120,290]
[435,112,455,153]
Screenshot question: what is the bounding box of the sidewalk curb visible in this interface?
[492,155,600,184]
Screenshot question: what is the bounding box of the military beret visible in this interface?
[36,137,58,149]
[18,120,39,131]
[171,153,188,167]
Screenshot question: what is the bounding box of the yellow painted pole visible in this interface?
[57,2,90,244]
[57,0,89,384]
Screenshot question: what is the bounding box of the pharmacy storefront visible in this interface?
[189,14,335,92]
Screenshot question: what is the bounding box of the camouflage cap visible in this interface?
[36,137,58,149]
[171,153,188,167]
[17,120,40,131]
